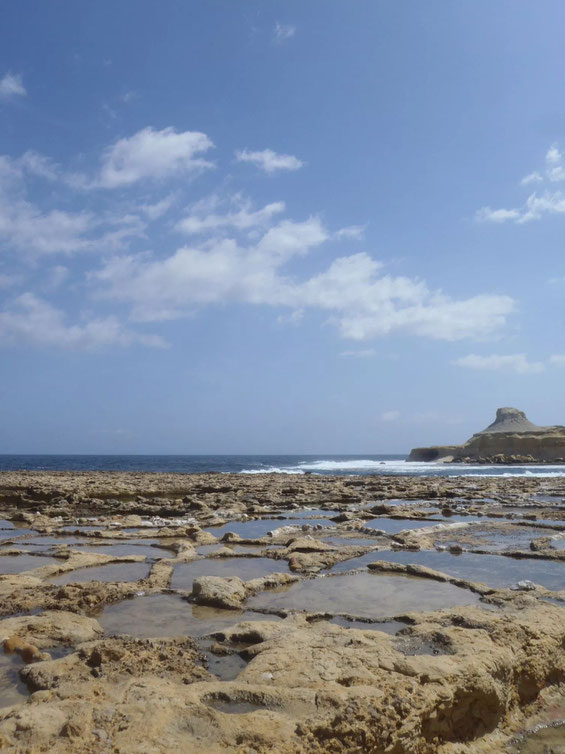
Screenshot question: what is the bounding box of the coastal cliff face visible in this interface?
[408,407,565,464]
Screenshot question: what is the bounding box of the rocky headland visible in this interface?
[0,470,565,752]
[408,407,565,464]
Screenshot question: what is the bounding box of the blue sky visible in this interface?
[1,1,565,454]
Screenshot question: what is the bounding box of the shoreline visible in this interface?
[0,471,564,752]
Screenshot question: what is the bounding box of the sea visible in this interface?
[0,455,564,477]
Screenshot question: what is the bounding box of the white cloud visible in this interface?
[380,410,400,421]
[549,354,565,366]
[334,225,366,241]
[518,191,565,222]
[0,293,166,349]
[475,207,520,223]
[18,151,59,180]
[235,148,303,174]
[0,73,26,100]
[0,203,94,255]
[176,196,285,235]
[97,127,214,188]
[476,191,565,225]
[274,22,296,42]
[139,195,176,220]
[477,143,565,223]
[94,211,514,341]
[546,145,562,166]
[455,353,545,374]
[520,171,542,186]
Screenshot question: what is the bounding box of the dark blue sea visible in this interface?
[0,455,564,477]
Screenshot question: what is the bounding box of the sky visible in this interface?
[1,0,565,454]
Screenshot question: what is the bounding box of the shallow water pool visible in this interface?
[205,518,335,539]
[49,561,150,585]
[171,557,288,591]
[248,571,481,619]
[0,652,27,708]
[330,549,565,591]
[99,594,279,638]
[0,554,58,574]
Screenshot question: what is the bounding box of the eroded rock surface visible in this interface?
[0,470,564,752]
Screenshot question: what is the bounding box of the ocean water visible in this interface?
[0,454,564,477]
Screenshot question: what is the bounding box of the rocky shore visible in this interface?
[0,470,565,752]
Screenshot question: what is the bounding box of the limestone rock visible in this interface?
[409,407,565,463]
[190,575,247,609]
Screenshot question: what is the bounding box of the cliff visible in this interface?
[408,407,565,464]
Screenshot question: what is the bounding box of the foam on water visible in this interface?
[1,453,564,477]
[240,459,565,478]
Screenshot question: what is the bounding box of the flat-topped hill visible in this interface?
[408,407,565,464]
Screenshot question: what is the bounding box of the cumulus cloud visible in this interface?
[0,293,165,349]
[93,210,514,340]
[380,410,400,421]
[176,196,285,235]
[549,354,565,366]
[0,127,517,351]
[274,22,296,42]
[0,73,26,100]
[455,353,545,374]
[236,148,303,174]
[0,203,94,255]
[479,143,565,223]
[97,127,214,188]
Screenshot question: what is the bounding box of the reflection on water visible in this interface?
[330,549,565,591]
[0,652,27,708]
[171,557,288,591]
[0,554,57,574]
[49,562,150,585]
[365,518,442,534]
[248,571,480,619]
[99,594,279,638]
[205,518,335,539]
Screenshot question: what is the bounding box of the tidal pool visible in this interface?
[330,550,565,591]
[323,536,380,547]
[99,594,280,638]
[171,557,288,591]
[205,518,335,539]
[199,640,247,681]
[22,536,110,548]
[365,518,442,534]
[61,525,106,532]
[49,562,150,585]
[279,509,334,518]
[0,554,58,574]
[247,571,481,619]
[0,529,33,541]
[328,616,406,633]
[71,544,171,560]
[0,652,27,708]
[434,523,554,553]
[206,698,264,715]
